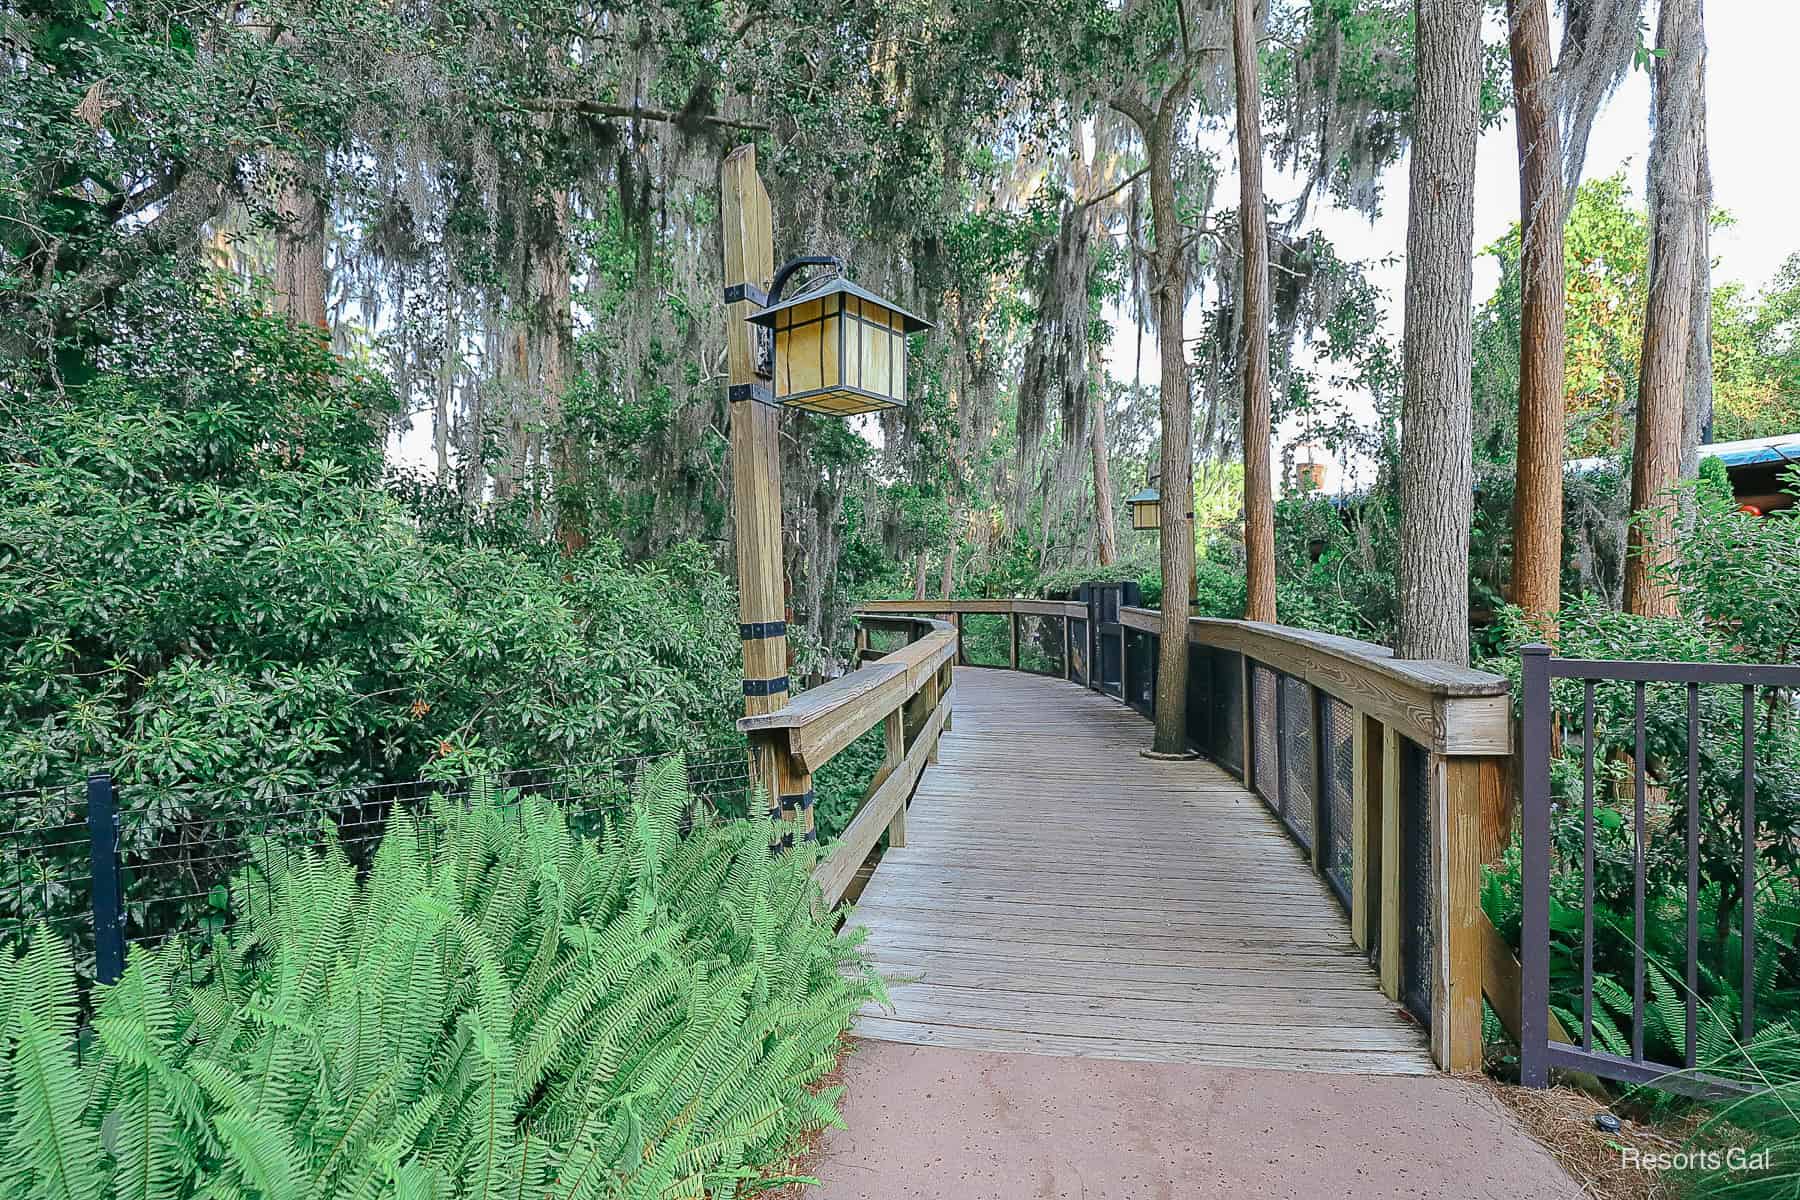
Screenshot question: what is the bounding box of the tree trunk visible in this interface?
[1681,85,1714,476]
[940,524,957,598]
[1091,377,1119,567]
[435,301,456,484]
[1236,0,1276,625]
[533,191,578,552]
[1506,0,1568,631]
[1397,0,1481,665]
[270,32,328,332]
[913,548,929,600]
[1625,0,1705,618]
[272,179,328,330]
[1146,107,1194,754]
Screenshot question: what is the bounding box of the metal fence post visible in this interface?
[1519,644,1552,1087]
[86,773,125,984]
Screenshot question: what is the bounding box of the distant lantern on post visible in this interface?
[748,272,932,416]
[1127,485,1162,532]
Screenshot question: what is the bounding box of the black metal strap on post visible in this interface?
[739,620,786,641]
[86,773,124,985]
[742,675,789,697]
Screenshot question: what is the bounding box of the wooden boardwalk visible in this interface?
[848,667,1434,1075]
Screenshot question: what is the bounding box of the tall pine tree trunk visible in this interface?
[1397,0,1481,665]
[1625,0,1705,618]
[1506,0,1567,630]
[1236,0,1276,625]
[1146,108,1194,753]
[1681,76,1713,476]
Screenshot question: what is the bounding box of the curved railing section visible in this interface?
[851,595,1515,1073]
[739,614,955,907]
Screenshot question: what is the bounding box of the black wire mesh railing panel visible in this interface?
[1016,614,1066,677]
[1275,673,1316,851]
[1208,649,1245,778]
[1068,617,1089,686]
[958,613,1010,668]
[0,782,97,969]
[5,746,754,974]
[1318,696,1356,908]
[1400,736,1434,1029]
[1096,626,1124,698]
[1184,643,1211,752]
[1125,629,1157,718]
[1250,662,1278,809]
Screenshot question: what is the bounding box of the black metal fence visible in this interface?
[0,747,751,985]
[1520,646,1800,1093]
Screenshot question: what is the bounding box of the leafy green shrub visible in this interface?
[0,284,746,948]
[0,758,880,1198]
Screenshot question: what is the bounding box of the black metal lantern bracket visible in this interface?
[723,256,844,395]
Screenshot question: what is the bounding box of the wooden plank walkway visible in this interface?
[848,667,1434,1075]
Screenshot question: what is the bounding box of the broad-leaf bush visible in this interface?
[0,758,880,1198]
[0,279,744,950]
[1,284,739,798]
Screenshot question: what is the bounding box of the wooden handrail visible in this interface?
[1118,607,1510,756]
[740,613,955,907]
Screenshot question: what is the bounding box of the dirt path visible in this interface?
[808,1041,1583,1199]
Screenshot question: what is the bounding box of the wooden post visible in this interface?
[924,670,941,764]
[721,146,789,829]
[1379,723,1403,1001]
[953,612,964,666]
[1435,755,1485,1071]
[1062,614,1072,680]
[883,706,907,847]
[1008,611,1019,670]
[855,623,869,664]
[1350,712,1384,951]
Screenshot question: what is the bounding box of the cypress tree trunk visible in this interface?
[1236,0,1276,625]
[1397,0,1481,665]
[1625,0,1705,618]
[1506,0,1567,631]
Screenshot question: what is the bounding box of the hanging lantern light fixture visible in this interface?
[744,257,932,416]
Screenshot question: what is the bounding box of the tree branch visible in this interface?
[510,98,770,132]
[1077,165,1149,211]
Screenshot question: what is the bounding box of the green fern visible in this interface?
[0,756,878,1199]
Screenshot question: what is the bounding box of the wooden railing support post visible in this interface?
[1008,612,1019,670]
[1435,755,1485,1072]
[1350,712,1384,951]
[883,706,907,847]
[1061,616,1072,680]
[1379,723,1403,1002]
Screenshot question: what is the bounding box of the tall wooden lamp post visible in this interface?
[719,144,930,845]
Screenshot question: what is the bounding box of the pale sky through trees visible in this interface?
[1101,4,1797,497]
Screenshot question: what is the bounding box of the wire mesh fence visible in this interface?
[1400,735,1434,1029]
[1319,696,1356,908]
[0,745,752,983]
[1276,674,1316,851]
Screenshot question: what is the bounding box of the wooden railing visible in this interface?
[851,596,1516,1074]
[739,614,955,907]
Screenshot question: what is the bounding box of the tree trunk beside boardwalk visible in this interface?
[1397,0,1481,665]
